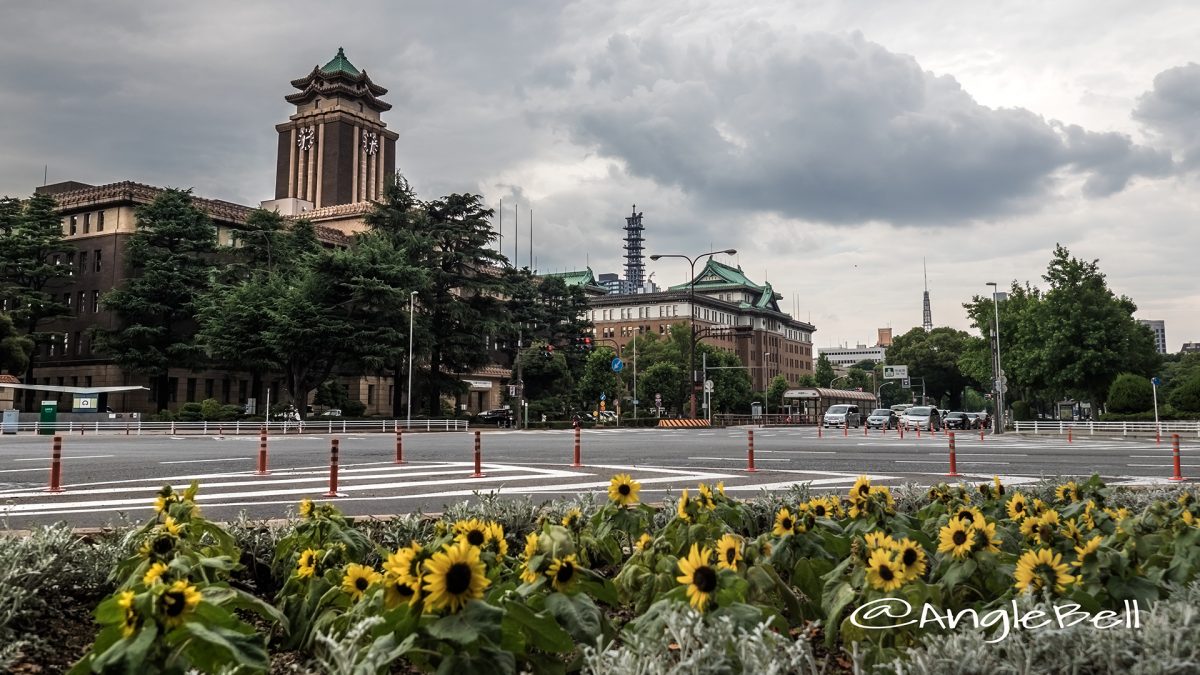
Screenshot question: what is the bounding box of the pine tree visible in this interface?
[92,189,217,412]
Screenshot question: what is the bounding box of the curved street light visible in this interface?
[648,248,738,418]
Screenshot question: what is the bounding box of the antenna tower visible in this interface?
[922,258,933,332]
[623,205,645,294]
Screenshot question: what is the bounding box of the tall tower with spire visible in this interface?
[623,206,645,294]
[273,48,398,209]
[922,258,933,332]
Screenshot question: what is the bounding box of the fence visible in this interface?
[712,414,803,427]
[0,419,470,436]
[1013,420,1200,438]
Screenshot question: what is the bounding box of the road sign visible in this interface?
[901,378,911,389]
[655,393,662,406]
[1151,377,1161,387]
[994,377,1008,394]
[611,357,624,373]
[704,379,714,392]
[600,392,606,401]
[883,365,908,379]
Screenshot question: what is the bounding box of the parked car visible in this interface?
[903,406,941,431]
[320,408,343,417]
[866,408,899,429]
[590,410,618,423]
[964,412,981,428]
[475,408,514,426]
[944,411,971,430]
[823,404,862,428]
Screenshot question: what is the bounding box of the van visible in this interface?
[822,404,862,428]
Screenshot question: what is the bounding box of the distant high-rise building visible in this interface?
[623,206,645,293]
[596,272,622,295]
[921,259,932,332]
[1138,319,1167,354]
[1181,341,1200,354]
[877,328,893,347]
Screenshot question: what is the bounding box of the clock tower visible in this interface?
[273,48,397,209]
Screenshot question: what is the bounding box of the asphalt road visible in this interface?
[0,427,1194,529]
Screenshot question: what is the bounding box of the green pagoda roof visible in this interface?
[320,47,361,76]
[545,268,598,288]
[668,259,782,311]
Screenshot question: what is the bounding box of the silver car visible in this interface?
[903,406,941,431]
[823,404,862,428]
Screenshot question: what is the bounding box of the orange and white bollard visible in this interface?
[572,426,582,468]
[747,429,758,473]
[946,431,960,477]
[46,435,65,493]
[843,423,848,437]
[864,424,868,437]
[818,425,823,439]
[1068,427,1073,444]
[917,426,921,439]
[979,426,984,442]
[323,438,341,497]
[395,428,406,465]
[471,431,486,477]
[1170,434,1185,482]
[256,425,270,475]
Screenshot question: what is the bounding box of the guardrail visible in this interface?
[713,414,805,427]
[0,419,470,436]
[1013,420,1200,437]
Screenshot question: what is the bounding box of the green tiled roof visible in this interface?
[545,268,597,287]
[321,47,361,76]
[669,259,782,312]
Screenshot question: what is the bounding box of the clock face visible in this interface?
[297,127,315,150]
[362,131,379,156]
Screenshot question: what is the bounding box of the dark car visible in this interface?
[866,408,899,429]
[475,408,514,427]
[944,412,971,430]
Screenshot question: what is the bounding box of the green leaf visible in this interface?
[179,621,270,672]
[426,600,504,646]
[545,592,602,643]
[502,599,574,653]
[822,581,857,645]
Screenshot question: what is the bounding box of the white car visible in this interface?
[903,406,942,431]
[822,404,862,428]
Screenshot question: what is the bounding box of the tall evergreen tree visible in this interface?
[0,192,73,409]
[92,189,217,412]
[0,312,34,376]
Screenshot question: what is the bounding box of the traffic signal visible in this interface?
[574,336,594,352]
[541,343,555,359]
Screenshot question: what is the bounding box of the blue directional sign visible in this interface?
[611,357,624,373]
[1151,377,1161,387]
[600,392,607,401]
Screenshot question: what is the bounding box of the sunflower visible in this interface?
[296,548,321,579]
[1031,498,1049,516]
[871,485,896,510]
[341,563,382,602]
[485,521,509,556]
[808,497,832,519]
[1104,506,1130,522]
[1006,493,1029,521]
[866,548,905,592]
[676,544,719,612]
[561,508,583,528]
[117,590,139,638]
[383,542,423,584]
[608,474,641,506]
[153,492,176,515]
[454,518,490,547]
[384,575,421,609]
[715,481,726,497]
[143,562,169,586]
[1062,518,1087,545]
[893,538,927,580]
[1184,510,1196,527]
[1032,511,1060,546]
[1055,481,1081,504]
[864,531,897,551]
[1071,535,1103,569]
[1179,492,1195,507]
[547,554,579,592]
[993,475,1005,497]
[298,498,314,519]
[158,580,201,628]
[938,519,975,559]
[954,506,986,528]
[773,507,798,537]
[676,489,691,522]
[1014,548,1075,595]
[696,483,717,510]
[850,476,872,502]
[973,521,1001,554]
[162,516,183,537]
[423,540,491,613]
[716,534,742,570]
[139,532,178,561]
[634,533,653,552]
[519,532,541,584]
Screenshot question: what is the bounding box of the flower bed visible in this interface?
[7,475,1197,673]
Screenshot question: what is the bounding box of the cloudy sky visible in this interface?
[2,1,1197,351]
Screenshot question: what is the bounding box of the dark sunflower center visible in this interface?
[618,484,631,496]
[396,582,414,597]
[725,548,736,564]
[879,565,895,582]
[467,530,485,546]
[952,530,967,546]
[957,511,973,522]
[858,484,870,496]
[815,505,826,517]
[355,577,369,591]
[782,518,793,530]
[163,592,186,617]
[1034,564,1055,582]
[902,548,918,566]
[153,536,174,555]
[693,565,718,593]
[446,562,473,595]
[1015,502,1025,513]
[555,562,575,584]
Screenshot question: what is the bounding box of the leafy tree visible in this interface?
[1106,373,1154,413]
[766,374,790,411]
[701,345,753,414]
[577,347,623,413]
[1168,374,1200,413]
[0,311,33,375]
[0,192,73,409]
[814,354,835,388]
[92,189,217,412]
[517,341,574,419]
[885,327,977,409]
[639,362,685,413]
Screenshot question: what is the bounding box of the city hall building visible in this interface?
[16,49,509,416]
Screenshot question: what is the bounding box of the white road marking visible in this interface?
[687,456,791,462]
[160,458,254,465]
[926,453,1028,457]
[893,460,1010,465]
[13,454,113,461]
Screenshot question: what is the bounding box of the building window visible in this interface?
[205,379,215,399]
[367,384,376,405]
[94,250,102,272]
[85,376,92,388]
[79,251,87,273]
[69,216,77,235]
[222,379,231,403]
[83,213,90,233]
[74,331,82,355]
[186,378,197,402]
[66,252,75,274]
[62,332,70,356]
[97,211,105,231]
[92,290,100,313]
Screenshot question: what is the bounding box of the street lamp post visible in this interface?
[876,381,894,410]
[763,352,772,419]
[986,282,1004,435]
[407,290,418,430]
[649,248,738,418]
[830,375,850,389]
